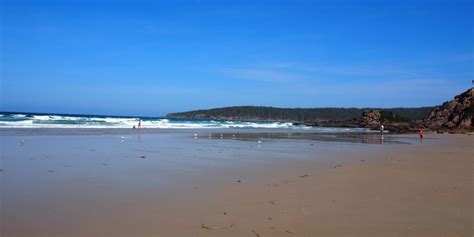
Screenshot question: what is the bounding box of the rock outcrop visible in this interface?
[298,109,420,133]
[360,110,382,127]
[359,109,422,133]
[424,88,473,132]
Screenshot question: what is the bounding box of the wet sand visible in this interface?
[1,129,473,237]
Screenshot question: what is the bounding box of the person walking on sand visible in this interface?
[419,129,424,139]
[380,124,384,134]
[138,119,141,128]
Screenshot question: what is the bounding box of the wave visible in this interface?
[0,113,368,132]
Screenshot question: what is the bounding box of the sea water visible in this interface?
[0,112,369,132]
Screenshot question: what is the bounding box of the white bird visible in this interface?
[257,140,262,144]
[193,133,198,137]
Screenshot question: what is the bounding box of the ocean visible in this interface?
[0,112,369,132]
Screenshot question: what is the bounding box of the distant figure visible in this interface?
[419,129,424,139]
[132,125,136,129]
[138,120,141,128]
[380,124,384,134]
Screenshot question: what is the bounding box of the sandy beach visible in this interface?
[1,129,472,237]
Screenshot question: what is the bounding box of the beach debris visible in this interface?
[360,159,365,162]
[120,136,125,142]
[102,163,108,166]
[333,164,343,168]
[257,140,262,144]
[201,224,215,230]
[89,149,95,152]
[201,224,233,230]
[194,186,198,190]
[223,212,227,215]
[139,155,146,159]
[48,170,54,173]
[285,230,295,234]
[252,229,260,237]
[268,217,272,220]
[268,200,276,205]
[237,180,241,183]
[193,133,198,138]
[310,143,314,146]
[299,174,309,178]
[0,169,4,172]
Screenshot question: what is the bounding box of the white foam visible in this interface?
[0,113,369,132]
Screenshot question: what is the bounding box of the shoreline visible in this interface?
[0,128,416,145]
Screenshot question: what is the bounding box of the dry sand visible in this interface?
[1,130,472,236]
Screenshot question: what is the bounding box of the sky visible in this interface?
[1,0,473,116]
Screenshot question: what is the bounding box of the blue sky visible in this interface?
[1,0,473,116]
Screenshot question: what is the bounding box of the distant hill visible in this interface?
[166,88,473,133]
[166,106,433,122]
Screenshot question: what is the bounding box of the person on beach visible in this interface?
[419,129,424,139]
[380,124,384,134]
[138,120,141,128]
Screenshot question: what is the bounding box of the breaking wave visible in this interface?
[0,113,368,132]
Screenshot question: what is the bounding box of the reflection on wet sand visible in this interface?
[208,132,408,144]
